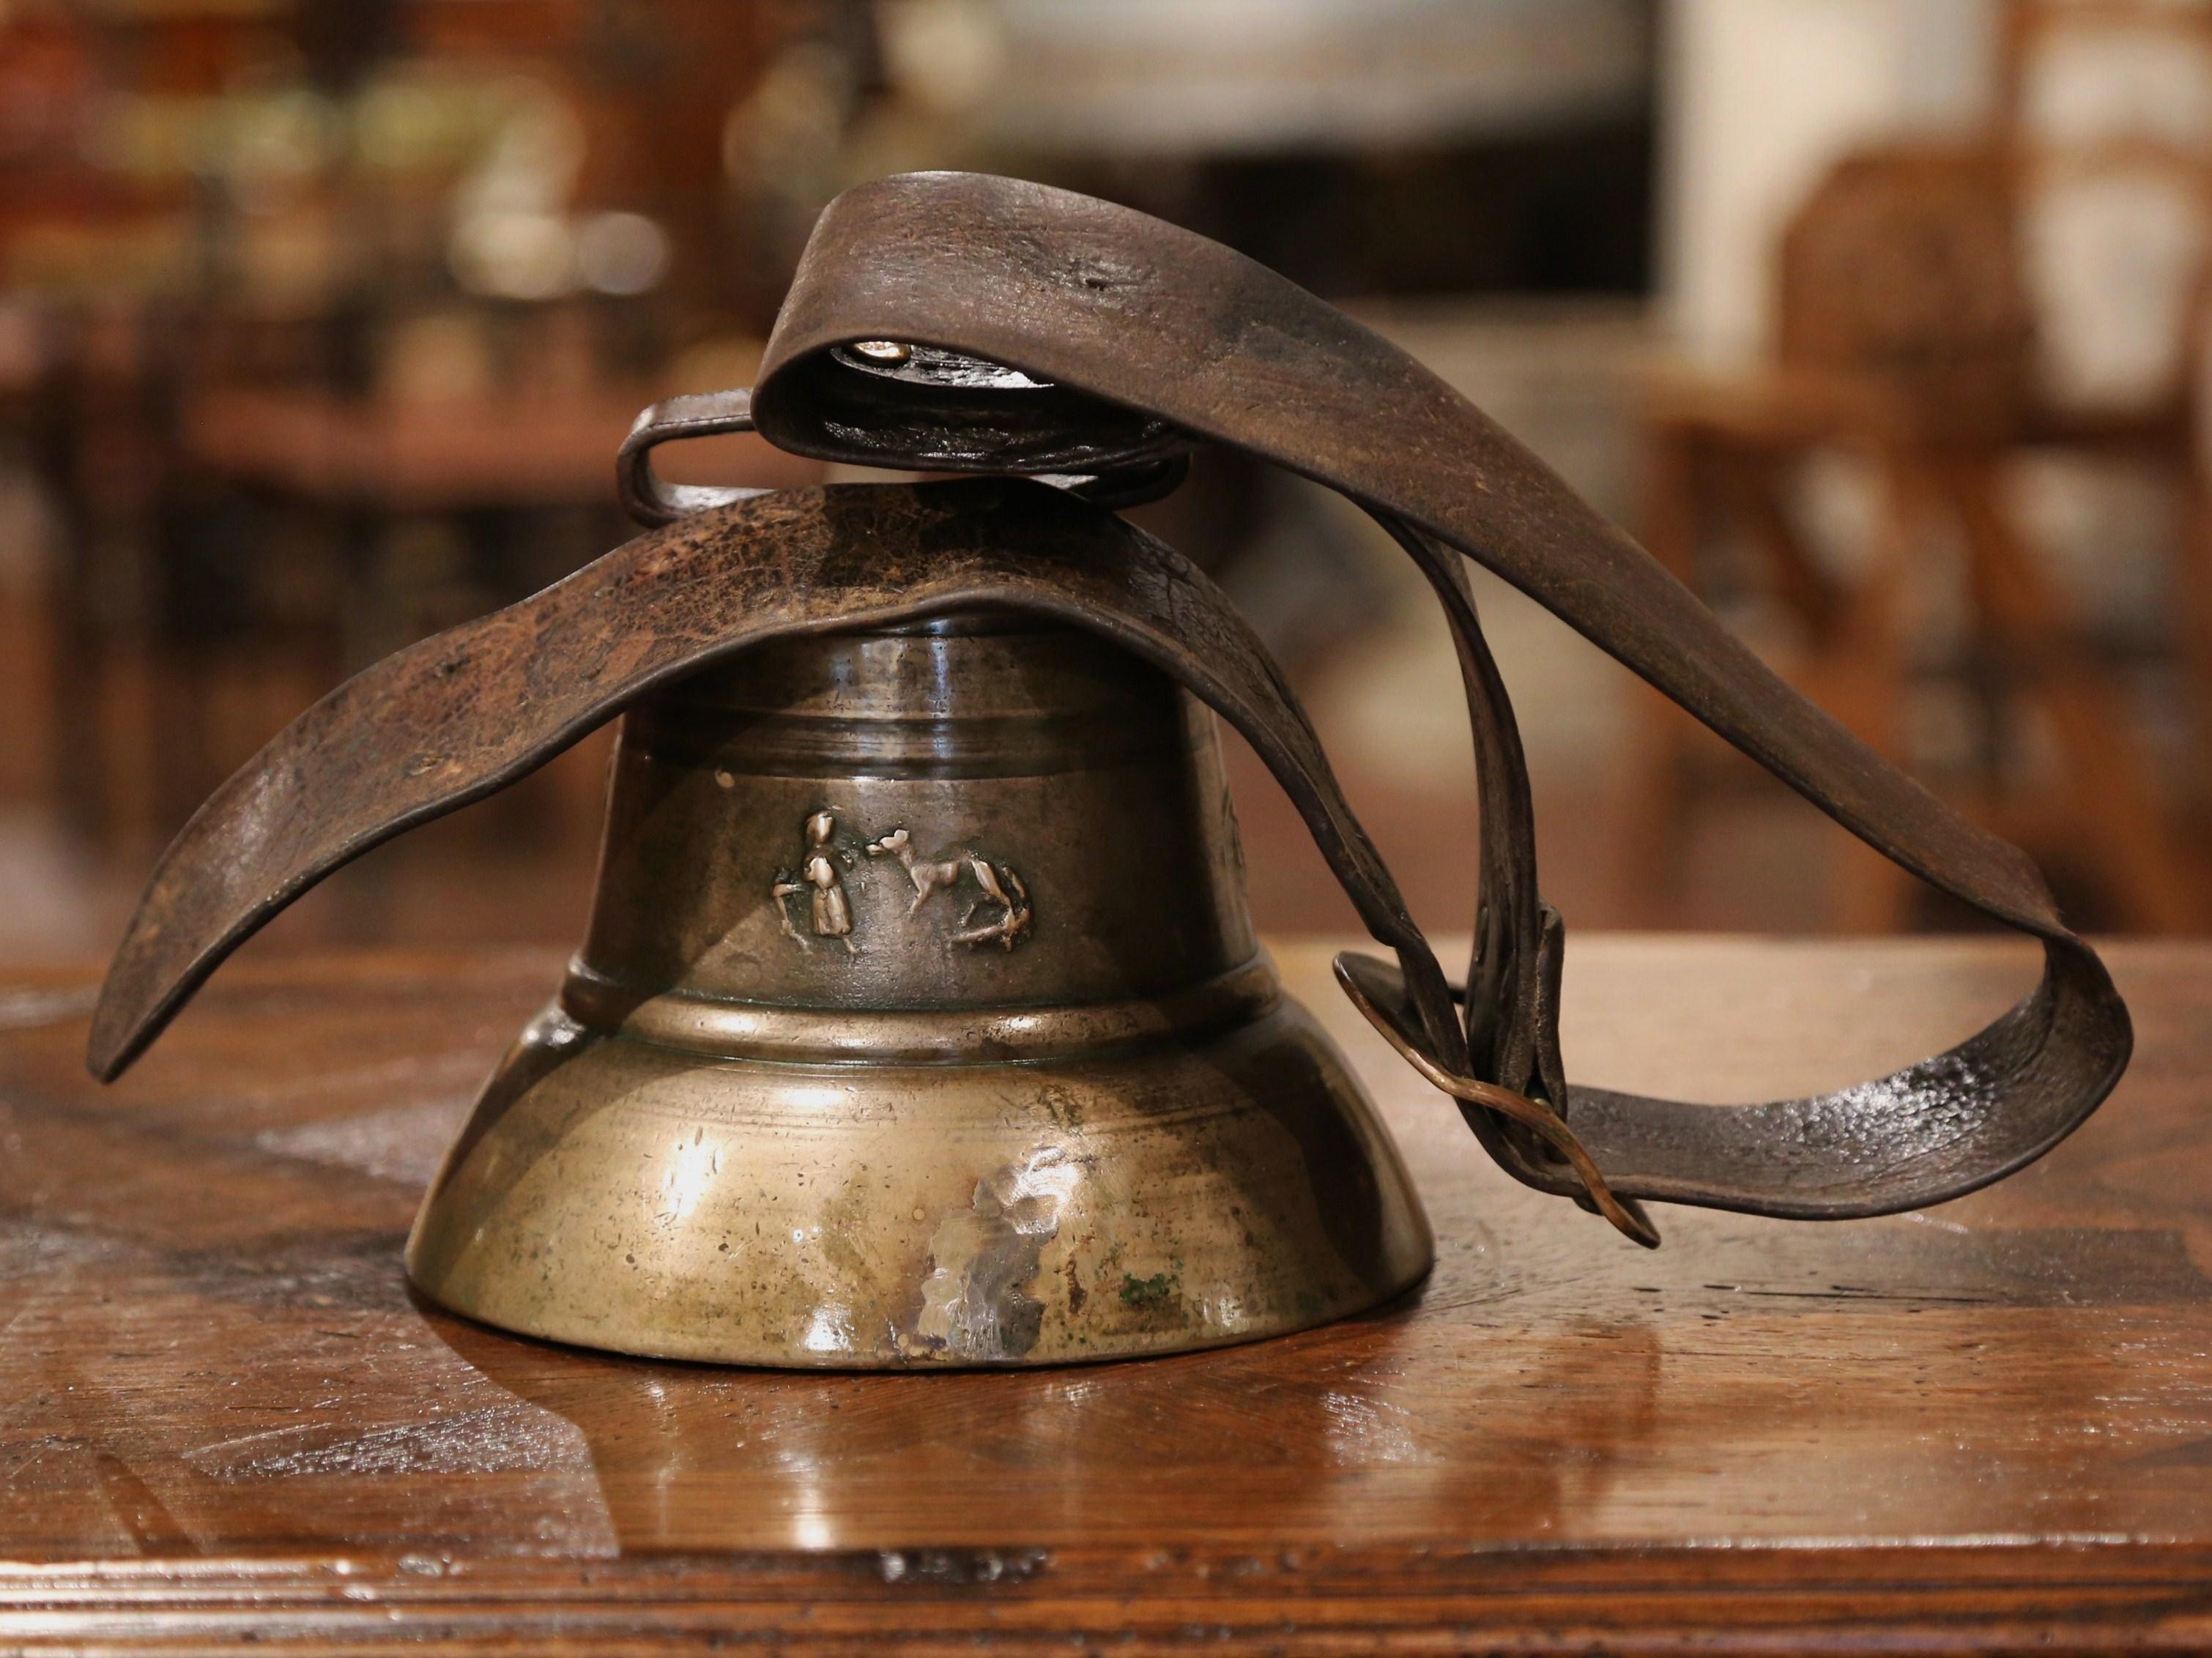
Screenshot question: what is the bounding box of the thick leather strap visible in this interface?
[89,171,2131,1242]
[739,171,2129,1227]
[86,483,1484,1136]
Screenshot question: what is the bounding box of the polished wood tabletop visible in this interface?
[2,937,2208,1653]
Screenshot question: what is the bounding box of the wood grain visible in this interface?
[3,937,2210,1652]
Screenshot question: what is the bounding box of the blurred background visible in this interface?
[1,0,2208,962]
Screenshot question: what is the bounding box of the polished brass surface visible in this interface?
[405,617,1433,1367]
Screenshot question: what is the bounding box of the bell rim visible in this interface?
[559,951,1283,1064]
[413,1257,1437,1372]
[405,991,1436,1370]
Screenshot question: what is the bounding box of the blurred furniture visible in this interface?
[37,355,820,860]
[4,936,2210,1649]
[0,305,59,808]
[0,0,810,868]
[180,380,817,647]
[34,301,233,858]
[1638,137,2202,932]
[181,383,816,869]
[184,388,677,515]
[2000,0,2212,819]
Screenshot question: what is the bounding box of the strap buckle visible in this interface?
[1335,951,1660,1249]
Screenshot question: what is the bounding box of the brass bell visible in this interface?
[405,614,1431,1366]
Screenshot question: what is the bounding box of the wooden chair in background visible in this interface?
[2001,0,2212,829]
[1636,128,2205,934]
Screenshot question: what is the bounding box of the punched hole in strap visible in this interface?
[1333,952,1660,1249]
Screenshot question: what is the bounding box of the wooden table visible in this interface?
[2,938,2208,1652]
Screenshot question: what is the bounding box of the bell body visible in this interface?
[406,612,1432,1367]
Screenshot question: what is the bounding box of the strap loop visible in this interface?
[617,390,766,527]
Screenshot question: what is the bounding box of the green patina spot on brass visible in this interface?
[1120,1271,1176,1307]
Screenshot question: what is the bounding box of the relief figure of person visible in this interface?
[773,809,858,953]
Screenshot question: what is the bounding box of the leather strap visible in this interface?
[745,172,2130,1230]
[88,171,2131,1244]
[77,484,1485,1137]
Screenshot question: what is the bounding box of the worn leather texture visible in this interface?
[89,171,2130,1244]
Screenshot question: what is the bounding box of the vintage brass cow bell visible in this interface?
[405,614,1430,1364]
[89,172,2129,1370]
